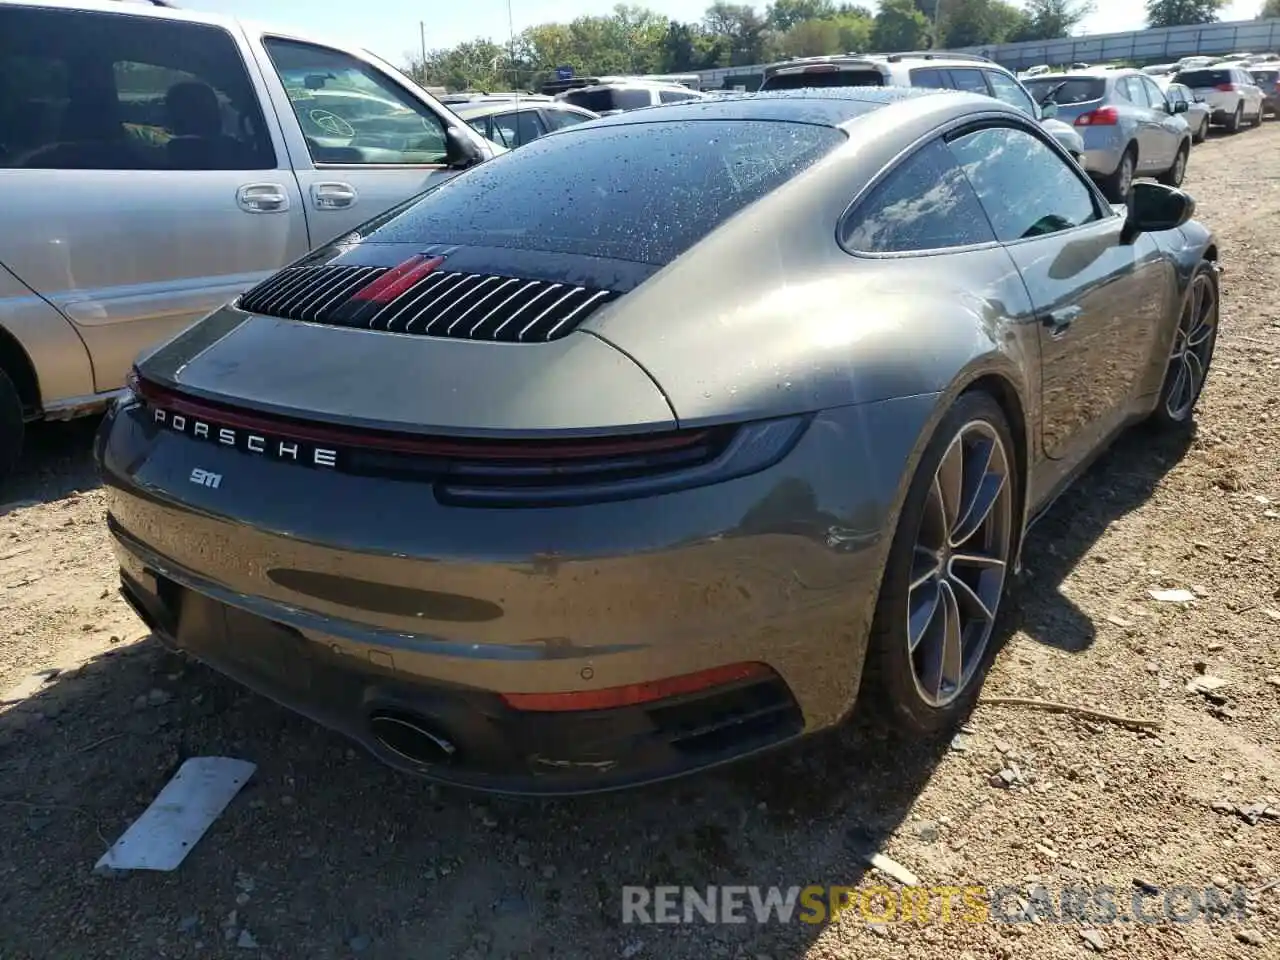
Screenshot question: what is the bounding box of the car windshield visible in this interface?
[362,119,851,264]
[1023,77,1105,104]
[762,69,883,90]
[1174,69,1233,87]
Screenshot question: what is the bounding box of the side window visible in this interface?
[466,117,491,139]
[1142,78,1169,110]
[512,110,546,145]
[613,88,655,110]
[985,71,1037,117]
[489,113,518,147]
[263,38,448,165]
[544,108,591,130]
[0,6,274,170]
[841,139,996,253]
[1124,77,1151,107]
[658,89,699,103]
[948,69,991,95]
[909,68,948,89]
[949,125,1100,242]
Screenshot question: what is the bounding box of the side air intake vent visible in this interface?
[238,262,620,343]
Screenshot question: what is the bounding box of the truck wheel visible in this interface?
[0,369,24,483]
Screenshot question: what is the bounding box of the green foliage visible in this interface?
[872,0,932,52]
[1261,0,1280,17]
[1145,0,1227,28]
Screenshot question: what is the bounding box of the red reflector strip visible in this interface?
[500,662,773,713]
[350,255,445,304]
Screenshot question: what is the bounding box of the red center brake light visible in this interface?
[1074,106,1119,126]
[1216,83,1237,92]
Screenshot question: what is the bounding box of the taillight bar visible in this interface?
[1075,106,1119,126]
[130,369,719,462]
[1215,83,1238,92]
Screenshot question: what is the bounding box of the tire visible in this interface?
[1250,106,1263,128]
[863,391,1018,736]
[1157,143,1189,188]
[1227,103,1243,133]
[0,369,24,483]
[1098,146,1136,203]
[1148,262,1219,431]
[1193,117,1208,144]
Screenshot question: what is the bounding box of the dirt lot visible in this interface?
[3,127,1280,960]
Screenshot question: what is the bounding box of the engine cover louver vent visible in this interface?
[238,263,621,343]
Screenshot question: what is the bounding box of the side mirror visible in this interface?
[444,126,483,170]
[1041,101,1059,119]
[1122,181,1195,244]
[1172,99,1189,113]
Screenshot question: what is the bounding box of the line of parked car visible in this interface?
[0,0,1247,481]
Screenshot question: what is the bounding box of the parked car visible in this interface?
[98,88,1219,794]
[452,99,599,148]
[542,77,706,115]
[1170,66,1264,132]
[1248,64,1280,117]
[0,0,504,478]
[1161,81,1212,143]
[758,52,1085,160]
[1024,69,1193,202]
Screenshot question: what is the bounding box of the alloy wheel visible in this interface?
[906,421,1013,708]
[1164,271,1218,421]
[1118,154,1134,197]
[1171,149,1186,185]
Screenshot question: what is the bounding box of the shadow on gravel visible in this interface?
[1004,423,1196,655]
[4,417,103,510]
[0,635,949,960]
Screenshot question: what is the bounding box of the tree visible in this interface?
[1012,0,1095,40]
[1261,0,1280,17]
[767,0,836,32]
[936,0,1027,48]
[1145,0,1227,28]
[872,0,931,51]
[703,2,775,65]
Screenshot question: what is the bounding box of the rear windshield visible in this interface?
[761,69,884,91]
[1251,69,1279,83]
[1023,77,1105,104]
[362,119,850,264]
[560,88,651,112]
[1174,69,1232,87]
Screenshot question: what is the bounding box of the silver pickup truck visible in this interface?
[0,0,502,477]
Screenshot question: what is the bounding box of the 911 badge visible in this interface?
[190,468,222,489]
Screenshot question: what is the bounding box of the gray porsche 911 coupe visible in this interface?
[97,88,1220,795]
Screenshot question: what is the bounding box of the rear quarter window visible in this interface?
[1252,70,1279,84]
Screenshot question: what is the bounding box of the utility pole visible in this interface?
[419,21,427,77]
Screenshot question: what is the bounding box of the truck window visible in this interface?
[0,5,274,170]
[263,38,449,166]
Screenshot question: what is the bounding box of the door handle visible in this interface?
[311,182,358,210]
[1043,305,1082,339]
[236,183,290,214]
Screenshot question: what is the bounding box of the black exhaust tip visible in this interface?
[368,710,458,767]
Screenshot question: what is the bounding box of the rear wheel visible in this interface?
[0,369,24,483]
[1227,103,1243,133]
[1250,105,1263,127]
[1193,116,1208,144]
[1158,143,1188,187]
[1099,146,1135,203]
[1149,263,1219,430]
[864,391,1017,735]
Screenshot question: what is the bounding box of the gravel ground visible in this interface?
[2,126,1280,960]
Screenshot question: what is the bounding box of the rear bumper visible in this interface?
[113,531,805,795]
[98,391,937,792]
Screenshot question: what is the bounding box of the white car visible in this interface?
[1171,64,1266,132]
[759,52,1084,160]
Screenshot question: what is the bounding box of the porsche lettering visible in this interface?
[153,408,338,468]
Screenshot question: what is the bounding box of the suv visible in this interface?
[758,52,1085,161]
[1024,69,1194,202]
[1171,65,1265,132]
[542,77,706,115]
[451,99,600,148]
[0,0,502,477]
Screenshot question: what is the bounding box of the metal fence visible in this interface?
[691,17,1280,90]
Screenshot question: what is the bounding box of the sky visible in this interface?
[190,0,1266,67]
